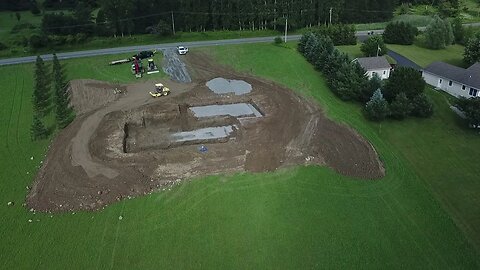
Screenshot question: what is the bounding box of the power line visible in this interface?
[40,7,396,31]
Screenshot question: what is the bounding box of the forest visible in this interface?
[1,0,463,37]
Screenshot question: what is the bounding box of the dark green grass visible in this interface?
[0,45,479,269]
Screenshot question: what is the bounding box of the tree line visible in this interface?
[298,30,434,122]
[36,0,396,38]
[31,54,74,140]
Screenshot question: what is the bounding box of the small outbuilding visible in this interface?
[354,56,392,80]
[422,62,480,98]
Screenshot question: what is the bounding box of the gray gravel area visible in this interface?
[171,125,235,142]
[161,49,192,83]
[206,77,252,95]
[190,103,263,118]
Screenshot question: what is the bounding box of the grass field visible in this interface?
[1,44,480,269]
[0,9,285,59]
[338,42,465,68]
[387,43,466,68]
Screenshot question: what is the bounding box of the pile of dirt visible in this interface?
[26,52,384,213]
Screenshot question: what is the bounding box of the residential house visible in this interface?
[422,62,480,98]
[354,56,392,80]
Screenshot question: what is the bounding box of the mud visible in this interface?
[27,52,385,213]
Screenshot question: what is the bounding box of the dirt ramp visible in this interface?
[69,79,125,115]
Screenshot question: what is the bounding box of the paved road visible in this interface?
[0,36,304,66]
[0,23,478,66]
[0,30,387,66]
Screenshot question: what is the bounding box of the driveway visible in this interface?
[387,50,422,70]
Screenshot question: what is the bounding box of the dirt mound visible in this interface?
[27,52,384,213]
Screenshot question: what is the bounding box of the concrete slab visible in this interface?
[190,103,263,118]
[171,125,236,142]
[206,78,252,95]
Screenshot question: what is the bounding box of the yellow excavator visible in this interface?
[149,83,170,97]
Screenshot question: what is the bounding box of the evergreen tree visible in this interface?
[389,92,413,120]
[361,35,387,57]
[52,53,73,128]
[383,67,426,102]
[383,21,417,45]
[31,113,48,140]
[365,89,389,121]
[411,93,434,118]
[457,97,480,128]
[452,17,464,44]
[32,56,50,117]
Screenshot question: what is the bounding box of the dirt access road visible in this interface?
[27,52,384,213]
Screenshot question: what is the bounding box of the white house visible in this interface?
[355,56,392,80]
[422,62,480,98]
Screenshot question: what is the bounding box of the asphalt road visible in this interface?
[0,30,387,66]
[0,35,304,66]
[0,23,478,66]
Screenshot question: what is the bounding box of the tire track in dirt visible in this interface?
[27,52,384,212]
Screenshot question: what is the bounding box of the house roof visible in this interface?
[423,62,480,89]
[467,62,480,73]
[356,56,391,70]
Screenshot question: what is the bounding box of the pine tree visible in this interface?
[389,92,413,120]
[32,56,51,117]
[365,89,389,121]
[52,53,73,128]
[31,113,48,141]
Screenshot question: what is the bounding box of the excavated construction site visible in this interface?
[27,52,385,213]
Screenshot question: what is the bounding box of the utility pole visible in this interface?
[329,7,333,26]
[171,11,176,36]
[284,16,288,43]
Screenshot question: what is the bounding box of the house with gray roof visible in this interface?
[422,62,480,98]
[354,56,392,80]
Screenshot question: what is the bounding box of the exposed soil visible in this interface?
[27,52,384,213]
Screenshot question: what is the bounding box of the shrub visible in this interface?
[0,42,7,51]
[274,36,283,44]
[365,89,389,121]
[29,34,48,49]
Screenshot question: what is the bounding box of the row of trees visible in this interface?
[31,54,74,140]
[298,31,434,122]
[33,0,397,39]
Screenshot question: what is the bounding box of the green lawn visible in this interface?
[1,44,480,269]
[387,43,465,68]
[336,44,363,58]
[338,42,465,68]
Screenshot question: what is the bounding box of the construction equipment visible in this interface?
[134,50,156,60]
[146,58,159,74]
[109,50,157,65]
[149,83,170,97]
[131,58,144,78]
